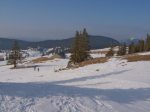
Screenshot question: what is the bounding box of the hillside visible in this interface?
[0,35,119,49]
[0,51,150,112]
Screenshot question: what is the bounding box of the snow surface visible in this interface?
[0,61,7,66]
[90,53,105,58]
[91,48,110,52]
[27,50,42,57]
[91,47,119,52]
[0,56,150,112]
[138,51,150,55]
[0,53,6,60]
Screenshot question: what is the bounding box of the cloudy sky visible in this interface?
[0,0,150,41]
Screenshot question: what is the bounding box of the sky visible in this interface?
[0,0,150,41]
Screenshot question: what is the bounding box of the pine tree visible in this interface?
[8,41,21,68]
[122,43,127,55]
[117,43,126,56]
[80,28,90,60]
[145,34,150,51]
[83,28,90,51]
[106,45,114,57]
[128,42,134,54]
[138,40,145,52]
[134,42,140,53]
[70,31,80,63]
[70,29,90,64]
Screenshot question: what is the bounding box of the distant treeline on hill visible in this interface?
[0,35,119,50]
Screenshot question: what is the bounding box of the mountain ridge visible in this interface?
[0,35,119,49]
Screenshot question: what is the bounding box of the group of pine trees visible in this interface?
[106,34,150,57]
[128,34,150,54]
[69,28,90,64]
[117,34,150,56]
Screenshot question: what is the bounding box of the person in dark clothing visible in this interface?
[37,68,39,72]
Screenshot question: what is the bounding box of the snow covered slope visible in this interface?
[0,57,150,112]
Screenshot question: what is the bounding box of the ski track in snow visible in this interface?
[0,57,150,112]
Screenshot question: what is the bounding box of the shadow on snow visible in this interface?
[52,69,131,84]
[0,69,149,104]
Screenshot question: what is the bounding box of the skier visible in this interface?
[38,67,39,72]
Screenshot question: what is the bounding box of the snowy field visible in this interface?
[0,54,150,112]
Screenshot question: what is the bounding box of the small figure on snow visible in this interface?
[37,68,40,72]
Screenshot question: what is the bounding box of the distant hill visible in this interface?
[0,35,119,50]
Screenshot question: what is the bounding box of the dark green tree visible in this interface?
[118,43,126,56]
[138,40,145,52]
[79,28,90,60]
[70,29,90,64]
[128,42,135,54]
[123,43,127,55]
[134,44,139,53]
[145,34,150,51]
[70,31,81,63]
[8,41,21,68]
[106,45,114,57]
[82,28,90,51]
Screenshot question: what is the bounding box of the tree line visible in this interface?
[106,34,150,56]
[128,34,150,54]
